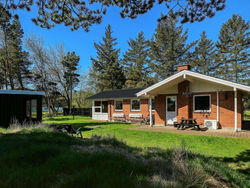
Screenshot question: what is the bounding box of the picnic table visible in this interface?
[175,118,200,130]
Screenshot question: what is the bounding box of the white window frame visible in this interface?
[115,100,123,111]
[131,99,141,111]
[93,101,102,114]
[148,98,155,111]
[193,94,211,113]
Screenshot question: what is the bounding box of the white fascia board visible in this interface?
[136,70,250,96]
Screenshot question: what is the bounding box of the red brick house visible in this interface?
[87,65,250,131]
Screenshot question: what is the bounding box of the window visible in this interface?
[194,95,211,112]
[102,101,108,113]
[131,99,140,111]
[93,101,108,113]
[94,101,101,113]
[149,99,155,111]
[167,97,176,112]
[31,99,37,118]
[115,100,123,111]
[26,99,37,119]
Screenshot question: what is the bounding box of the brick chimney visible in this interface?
[177,65,190,72]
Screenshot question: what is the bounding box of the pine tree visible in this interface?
[2,1,226,31]
[0,6,14,89]
[149,13,196,80]
[0,7,32,89]
[191,31,216,75]
[216,14,250,84]
[61,51,80,112]
[9,18,32,89]
[122,32,155,88]
[90,24,125,91]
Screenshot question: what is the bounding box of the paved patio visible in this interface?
[129,125,250,138]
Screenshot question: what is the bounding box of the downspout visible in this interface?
[217,91,219,122]
[149,98,153,127]
[234,88,238,131]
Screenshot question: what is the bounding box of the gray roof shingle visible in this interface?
[86,88,145,100]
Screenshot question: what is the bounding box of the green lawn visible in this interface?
[0,116,249,187]
[44,116,250,158]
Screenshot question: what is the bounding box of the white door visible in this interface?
[166,96,177,125]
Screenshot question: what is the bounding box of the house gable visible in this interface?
[137,70,250,97]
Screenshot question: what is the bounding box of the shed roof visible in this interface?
[87,88,145,100]
[0,90,45,96]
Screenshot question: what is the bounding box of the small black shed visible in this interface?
[0,90,45,128]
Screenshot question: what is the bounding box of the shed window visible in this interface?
[26,99,37,119]
[31,99,37,118]
[194,95,211,112]
[131,99,140,111]
[115,100,123,111]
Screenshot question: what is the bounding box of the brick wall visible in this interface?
[108,99,154,120]
[177,80,191,121]
[154,95,166,125]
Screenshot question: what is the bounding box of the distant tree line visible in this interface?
[89,13,249,93]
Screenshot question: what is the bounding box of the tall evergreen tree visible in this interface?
[122,32,155,88]
[61,51,80,112]
[149,13,196,80]
[191,31,216,75]
[90,24,125,91]
[216,14,250,84]
[9,18,32,89]
[0,7,32,89]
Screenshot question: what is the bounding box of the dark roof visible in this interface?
[86,88,145,100]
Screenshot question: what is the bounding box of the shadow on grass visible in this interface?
[221,149,250,176]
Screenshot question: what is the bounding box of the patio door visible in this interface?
[166,96,177,125]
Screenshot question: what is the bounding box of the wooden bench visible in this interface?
[112,113,126,122]
[127,113,144,123]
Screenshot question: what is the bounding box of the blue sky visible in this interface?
[17,0,250,73]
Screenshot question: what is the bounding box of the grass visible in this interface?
[44,116,249,158]
[244,110,250,120]
[0,116,249,187]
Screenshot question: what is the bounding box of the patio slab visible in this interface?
[129,125,250,138]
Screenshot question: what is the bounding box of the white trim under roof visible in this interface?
[0,90,45,96]
[137,70,250,96]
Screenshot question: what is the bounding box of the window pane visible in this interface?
[167,97,176,112]
[102,101,108,113]
[195,96,210,111]
[95,108,101,112]
[31,99,37,119]
[94,101,101,106]
[132,100,140,110]
[152,99,155,110]
[26,100,31,118]
[115,101,123,110]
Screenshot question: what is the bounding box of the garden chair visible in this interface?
[57,124,83,138]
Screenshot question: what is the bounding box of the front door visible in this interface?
[166,96,177,125]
